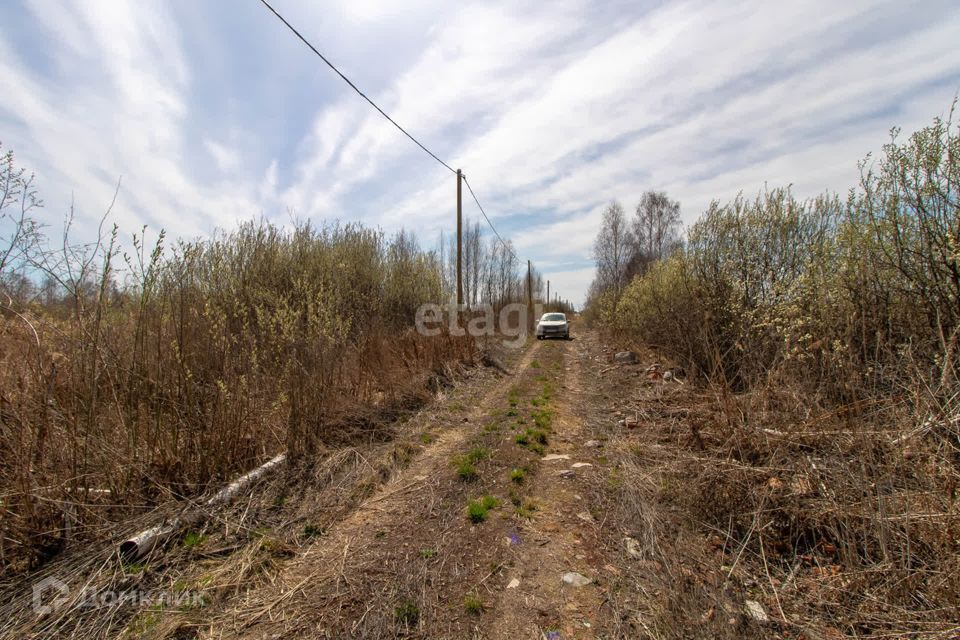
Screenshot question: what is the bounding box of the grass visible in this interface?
[456,460,478,481]
[394,601,420,626]
[516,427,548,449]
[467,501,488,523]
[122,561,146,575]
[125,611,161,636]
[510,468,526,483]
[454,447,489,481]
[531,408,552,430]
[182,532,206,549]
[466,447,489,463]
[508,385,520,408]
[257,535,288,555]
[515,499,538,519]
[419,548,437,559]
[302,524,325,538]
[420,432,435,444]
[530,359,542,369]
[467,495,500,523]
[464,593,485,615]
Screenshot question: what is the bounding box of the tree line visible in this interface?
[588,190,683,301]
[583,105,960,635]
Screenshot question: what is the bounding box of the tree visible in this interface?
[592,200,634,296]
[0,143,42,288]
[464,221,483,308]
[632,190,681,269]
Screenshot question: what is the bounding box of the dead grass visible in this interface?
[584,339,960,639]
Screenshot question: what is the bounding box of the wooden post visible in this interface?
[546,280,550,309]
[456,169,463,307]
[527,260,532,329]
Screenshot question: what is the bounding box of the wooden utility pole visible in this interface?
[546,280,550,309]
[456,169,463,306]
[527,260,533,328]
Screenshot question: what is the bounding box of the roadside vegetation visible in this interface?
[0,140,549,576]
[586,106,960,634]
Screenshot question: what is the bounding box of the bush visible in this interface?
[0,217,476,575]
[593,103,960,637]
[610,105,960,402]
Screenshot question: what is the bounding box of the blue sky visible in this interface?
[1,0,959,304]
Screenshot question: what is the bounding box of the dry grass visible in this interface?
[582,102,960,638]
[0,219,480,577]
[0,337,524,639]
[583,344,960,639]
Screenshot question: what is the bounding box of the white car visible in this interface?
[536,312,570,340]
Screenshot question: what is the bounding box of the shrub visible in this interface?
[589,103,960,637]
[0,214,480,574]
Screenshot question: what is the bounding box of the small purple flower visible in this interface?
[544,631,561,640]
[509,533,521,545]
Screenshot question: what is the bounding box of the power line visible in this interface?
[462,175,518,263]
[257,0,456,175]
[256,0,545,293]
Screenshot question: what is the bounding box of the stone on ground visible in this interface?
[561,572,592,587]
[744,599,770,623]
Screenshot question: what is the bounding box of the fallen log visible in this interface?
[119,452,287,560]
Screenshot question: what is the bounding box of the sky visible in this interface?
[1,0,959,306]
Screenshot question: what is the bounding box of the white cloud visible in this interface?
[1,0,959,305]
[541,266,596,309]
[204,140,242,173]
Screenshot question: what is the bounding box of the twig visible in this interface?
[759,533,787,624]
[726,495,766,581]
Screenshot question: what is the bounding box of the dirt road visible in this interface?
[202,331,616,638]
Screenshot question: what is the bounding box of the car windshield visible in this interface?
[542,313,566,322]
